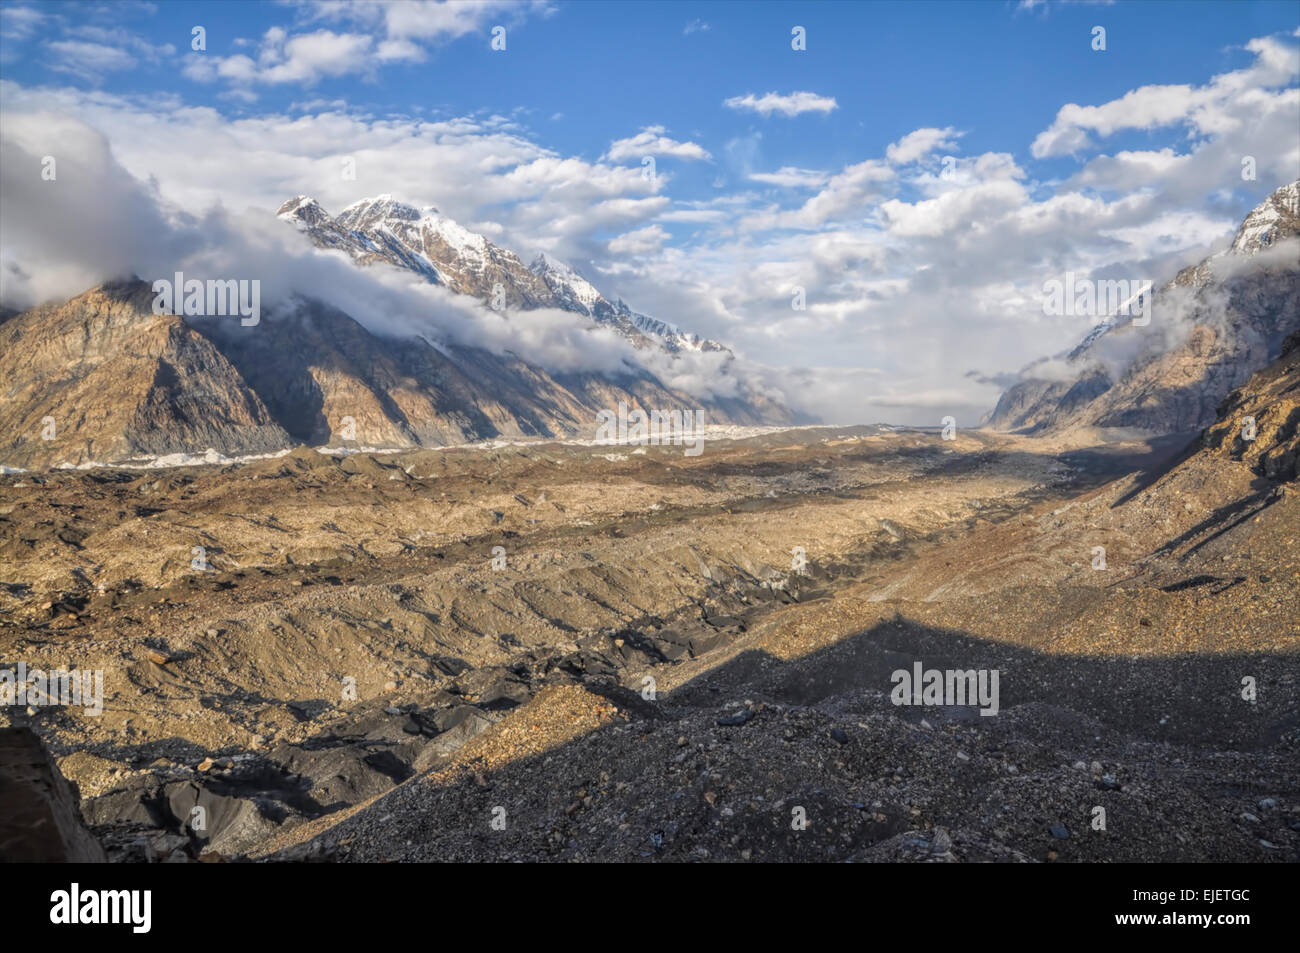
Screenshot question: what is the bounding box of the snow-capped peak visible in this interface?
[278,192,728,355]
[337,194,424,226]
[277,195,330,226]
[529,253,604,311]
[1230,180,1300,256]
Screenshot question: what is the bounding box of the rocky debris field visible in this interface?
[1,373,1297,861]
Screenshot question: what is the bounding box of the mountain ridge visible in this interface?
[985,181,1300,437]
[0,279,796,470]
[278,194,727,355]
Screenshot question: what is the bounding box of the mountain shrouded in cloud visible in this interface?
[277,193,729,354]
[5,0,1300,873]
[0,4,1297,426]
[986,182,1300,437]
[0,130,799,468]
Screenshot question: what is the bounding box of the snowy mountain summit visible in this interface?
[278,195,727,355]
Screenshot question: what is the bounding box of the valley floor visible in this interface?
[1,419,1296,862]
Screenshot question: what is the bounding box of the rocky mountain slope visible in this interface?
[278,195,725,354]
[0,282,291,468]
[0,278,790,470]
[987,181,1300,437]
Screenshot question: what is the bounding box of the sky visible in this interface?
[1,0,1298,425]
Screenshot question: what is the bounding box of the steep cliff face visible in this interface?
[0,279,793,470]
[987,182,1300,437]
[0,282,289,469]
[195,296,736,450]
[0,728,107,862]
[1199,330,1300,482]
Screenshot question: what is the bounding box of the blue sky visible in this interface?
[2,0,1298,423]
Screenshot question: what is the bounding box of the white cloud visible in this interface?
[885,126,963,165]
[1032,32,1300,157]
[183,1,551,89]
[0,111,755,403]
[605,126,711,162]
[749,167,829,189]
[1,24,1296,428]
[608,224,669,255]
[744,159,894,229]
[46,40,137,81]
[723,91,838,118]
[1,4,47,41]
[311,0,547,42]
[185,28,375,87]
[879,178,1030,238]
[0,80,666,268]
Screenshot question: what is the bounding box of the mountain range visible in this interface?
[986,181,1300,436]
[0,198,794,470]
[277,194,725,355]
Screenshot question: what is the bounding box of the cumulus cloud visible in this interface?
[885,127,963,165]
[184,28,376,86]
[744,159,894,229]
[607,224,669,255]
[1032,32,1300,157]
[183,0,550,90]
[0,112,763,405]
[723,91,838,118]
[604,126,711,162]
[1,24,1297,428]
[0,80,664,266]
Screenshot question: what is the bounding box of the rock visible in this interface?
[931,827,952,852]
[829,726,848,744]
[1049,823,1070,839]
[717,709,753,727]
[0,728,108,861]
